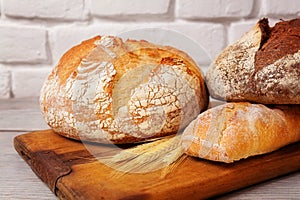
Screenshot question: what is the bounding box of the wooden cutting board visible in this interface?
[14,129,300,200]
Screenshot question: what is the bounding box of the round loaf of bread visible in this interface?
[206,18,300,104]
[40,35,209,144]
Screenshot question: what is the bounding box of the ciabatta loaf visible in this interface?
[206,18,300,104]
[40,35,208,144]
[181,102,300,163]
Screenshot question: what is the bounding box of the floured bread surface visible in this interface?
[40,35,208,144]
[206,18,300,104]
[181,102,300,163]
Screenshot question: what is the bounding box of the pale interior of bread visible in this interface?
[112,64,156,117]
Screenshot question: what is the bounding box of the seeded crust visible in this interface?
[40,35,209,144]
[206,18,300,104]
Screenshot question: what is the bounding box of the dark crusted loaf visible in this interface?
[206,18,300,104]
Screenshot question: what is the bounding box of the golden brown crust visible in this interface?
[56,36,101,85]
[181,102,300,163]
[40,35,208,144]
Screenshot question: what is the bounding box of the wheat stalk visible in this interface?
[109,136,172,162]
[100,134,186,177]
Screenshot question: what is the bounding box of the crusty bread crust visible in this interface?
[181,102,300,163]
[255,19,300,70]
[56,36,101,85]
[40,35,208,144]
[206,18,300,104]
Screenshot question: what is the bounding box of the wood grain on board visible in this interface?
[14,129,300,200]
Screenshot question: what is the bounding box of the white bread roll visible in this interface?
[206,18,300,104]
[40,35,208,144]
[181,102,300,163]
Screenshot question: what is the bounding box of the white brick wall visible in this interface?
[3,0,86,20]
[90,0,170,17]
[228,20,257,44]
[0,26,47,63]
[0,0,299,98]
[11,67,51,98]
[176,0,254,19]
[260,0,300,17]
[0,65,10,99]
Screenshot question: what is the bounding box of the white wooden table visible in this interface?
[0,98,299,199]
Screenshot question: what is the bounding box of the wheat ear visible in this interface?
[100,134,186,177]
